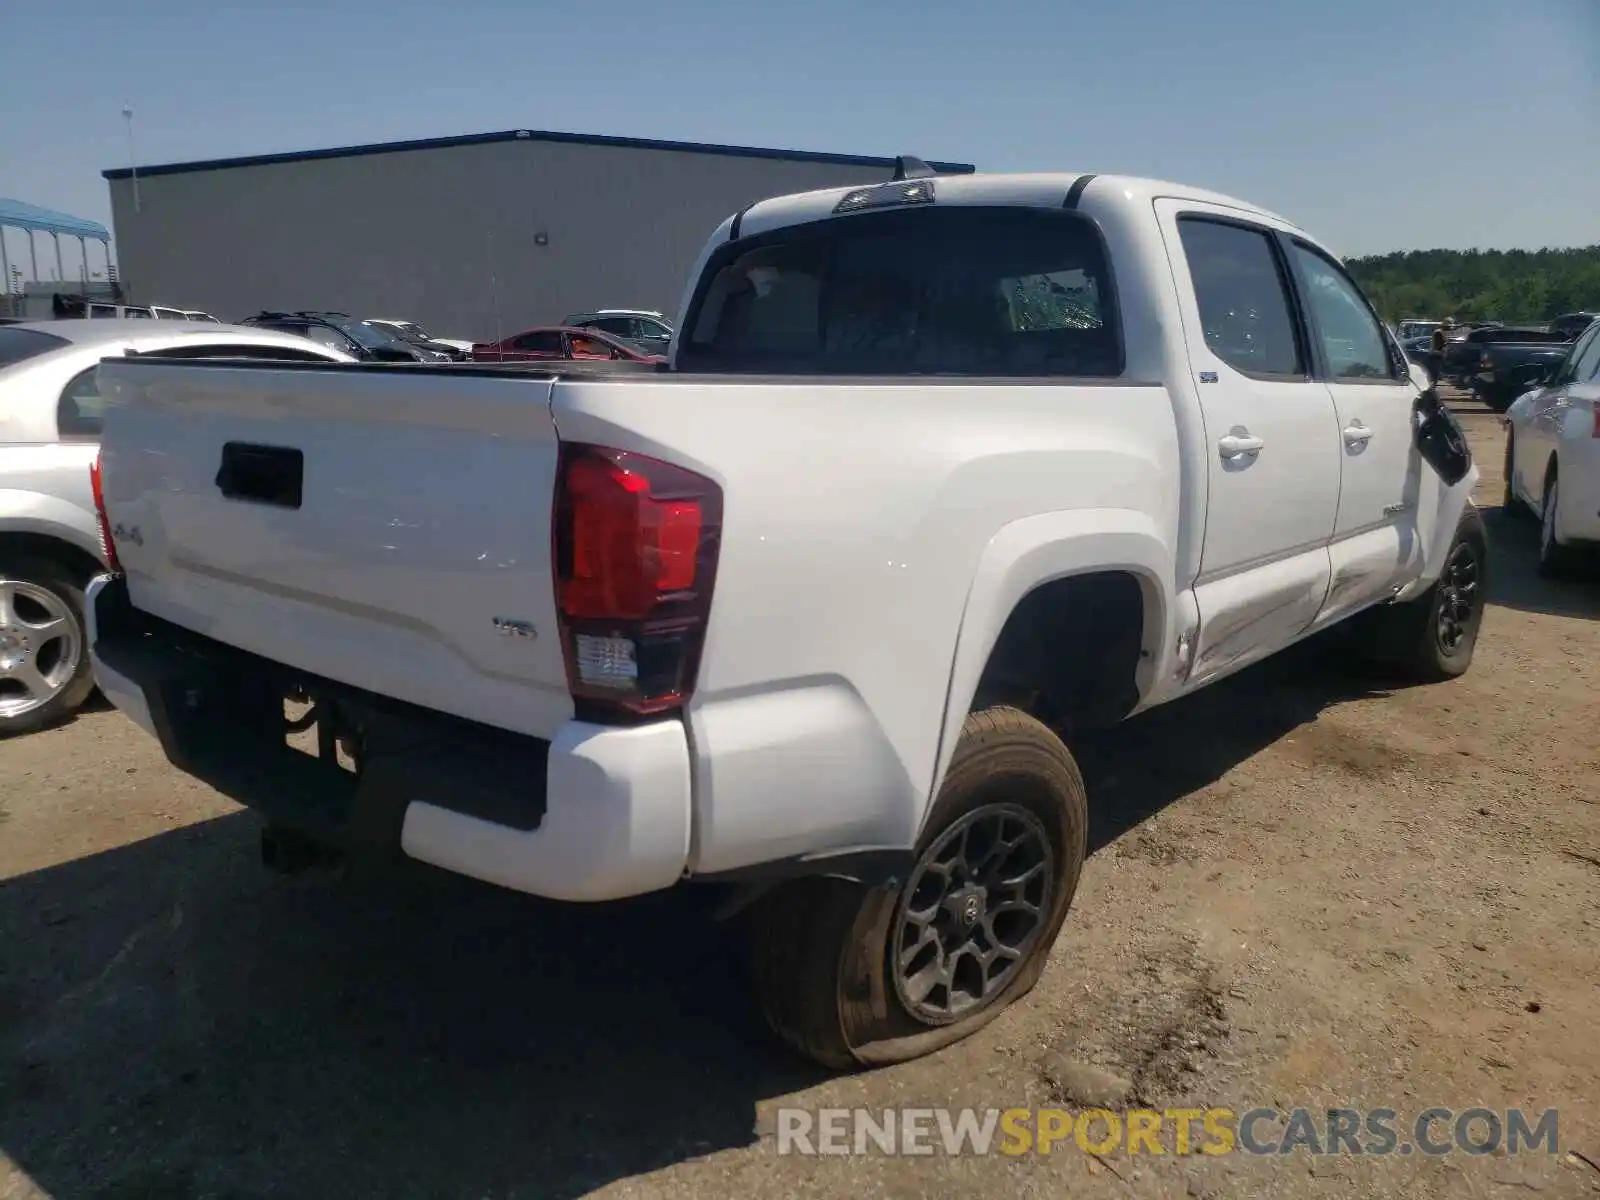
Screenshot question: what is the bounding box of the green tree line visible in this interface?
[1347,245,1600,326]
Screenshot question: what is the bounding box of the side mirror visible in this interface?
[1407,362,1433,395]
[1413,387,1472,487]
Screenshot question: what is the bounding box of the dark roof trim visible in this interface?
[1062,174,1098,209]
[102,128,976,181]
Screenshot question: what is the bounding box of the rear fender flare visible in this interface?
[0,490,106,567]
[926,509,1174,834]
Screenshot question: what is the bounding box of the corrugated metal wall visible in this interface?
[106,140,900,341]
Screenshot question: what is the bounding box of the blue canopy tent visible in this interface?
[0,199,113,298]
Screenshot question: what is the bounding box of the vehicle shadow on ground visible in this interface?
[1479,505,1600,620]
[1074,638,1395,853]
[0,652,1456,1200]
[0,822,822,1200]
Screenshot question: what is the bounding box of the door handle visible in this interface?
[1218,433,1265,459]
[1343,422,1373,446]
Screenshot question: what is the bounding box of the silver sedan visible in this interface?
[0,320,354,735]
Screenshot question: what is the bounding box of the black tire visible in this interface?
[1538,471,1585,579]
[1502,429,1530,518]
[749,706,1088,1069]
[1356,507,1488,683]
[0,557,97,737]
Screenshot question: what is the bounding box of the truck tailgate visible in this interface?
[96,360,575,738]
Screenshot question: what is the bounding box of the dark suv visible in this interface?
[238,312,439,362]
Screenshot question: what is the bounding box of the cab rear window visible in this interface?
[679,206,1122,377]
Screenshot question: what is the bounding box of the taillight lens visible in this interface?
[89,451,122,573]
[552,443,722,720]
[1591,405,1600,439]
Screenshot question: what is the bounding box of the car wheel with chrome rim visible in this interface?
[0,560,97,736]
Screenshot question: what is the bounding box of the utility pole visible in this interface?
[122,104,141,212]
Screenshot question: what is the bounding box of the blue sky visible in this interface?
[2,0,1595,283]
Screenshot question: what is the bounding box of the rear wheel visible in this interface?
[0,560,96,736]
[749,706,1088,1068]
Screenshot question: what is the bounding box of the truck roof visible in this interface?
[735,171,1305,243]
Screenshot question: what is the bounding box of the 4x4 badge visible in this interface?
[492,617,537,639]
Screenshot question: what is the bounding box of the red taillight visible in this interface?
[89,451,122,572]
[552,443,721,720]
[1592,405,1600,439]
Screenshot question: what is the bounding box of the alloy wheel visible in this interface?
[1434,540,1482,656]
[0,579,83,721]
[891,802,1055,1024]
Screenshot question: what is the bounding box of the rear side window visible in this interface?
[0,327,69,370]
[1562,325,1600,384]
[1177,218,1304,378]
[680,206,1122,377]
[57,366,106,439]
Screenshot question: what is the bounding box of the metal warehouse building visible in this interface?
[104,129,974,342]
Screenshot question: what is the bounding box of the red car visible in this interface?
[470,325,666,364]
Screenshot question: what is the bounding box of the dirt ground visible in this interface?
[3,398,1598,1200]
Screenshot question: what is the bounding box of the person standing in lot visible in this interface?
[1428,318,1455,385]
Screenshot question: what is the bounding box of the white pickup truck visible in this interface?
[84,167,1483,1068]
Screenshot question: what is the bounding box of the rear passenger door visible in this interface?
[1284,240,1424,625]
[1156,201,1342,684]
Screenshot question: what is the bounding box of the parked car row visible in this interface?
[1396,312,1600,409]
[35,300,678,365]
[243,308,675,364]
[48,295,221,322]
[239,311,463,363]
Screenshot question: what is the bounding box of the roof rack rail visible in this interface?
[892,156,938,181]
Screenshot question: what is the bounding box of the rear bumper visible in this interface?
[84,575,692,902]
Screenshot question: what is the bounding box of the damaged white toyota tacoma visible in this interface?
[84,164,1482,1068]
